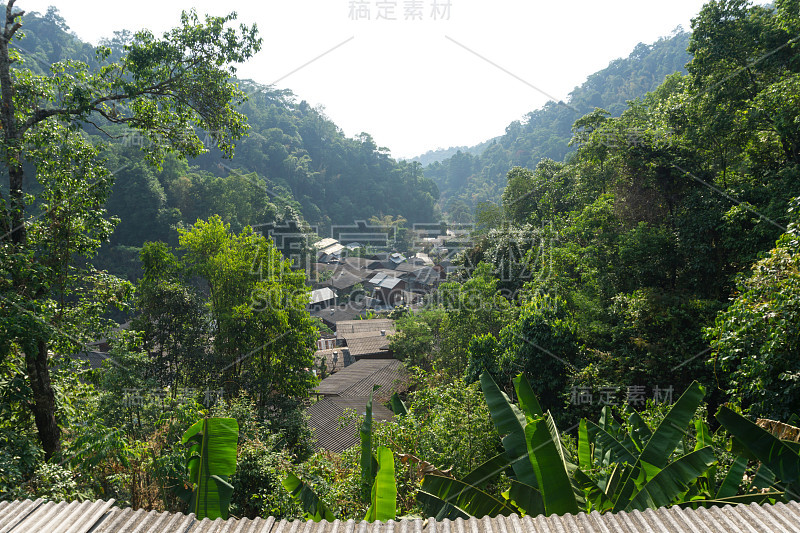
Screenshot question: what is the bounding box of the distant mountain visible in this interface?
[408,138,497,167]
[425,29,692,219]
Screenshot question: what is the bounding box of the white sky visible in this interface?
[19,0,742,159]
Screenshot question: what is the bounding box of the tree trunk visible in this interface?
[25,340,61,460]
[2,2,61,459]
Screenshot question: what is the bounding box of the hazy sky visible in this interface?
[20,1,740,159]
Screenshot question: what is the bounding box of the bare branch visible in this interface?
[4,2,24,41]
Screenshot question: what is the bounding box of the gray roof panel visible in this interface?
[3,498,800,533]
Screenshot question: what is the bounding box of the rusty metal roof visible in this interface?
[2,498,800,533]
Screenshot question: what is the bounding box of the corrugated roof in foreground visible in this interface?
[2,497,800,533]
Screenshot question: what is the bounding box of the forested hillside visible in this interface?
[426,29,692,220]
[396,0,800,423]
[11,8,440,280]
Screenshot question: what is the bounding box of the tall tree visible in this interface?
[0,1,261,458]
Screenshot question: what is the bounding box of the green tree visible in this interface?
[0,2,260,458]
[177,216,318,403]
[707,203,800,420]
[497,295,579,412]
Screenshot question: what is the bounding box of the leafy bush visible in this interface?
[707,205,800,419]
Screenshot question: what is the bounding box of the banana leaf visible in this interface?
[694,419,712,451]
[512,373,543,420]
[361,389,378,493]
[282,472,335,522]
[480,372,538,488]
[628,411,653,453]
[525,416,580,516]
[716,406,800,498]
[573,467,613,512]
[676,491,783,509]
[181,417,239,520]
[418,474,516,519]
[416,491,469,521]
[365,445,397,522]
[585,420,637,465]
[578,419,592,470]
[638,381,705,470]
[716,455,748,499]
[507,480,544,516]
[625,446,717,511]
[462,452,512,488]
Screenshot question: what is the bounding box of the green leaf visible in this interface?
[282,472,336,522]
[180,417,239,520]
[586,420,637,465]
[694,419,712,451]
[625,446,717,511]
[365,446,397,522]
[507,480,544,516]
[578,419,592,470]
[419,474,516,519]
[573,467,613,512]
[513,373,543,420]
[525,416,580,516]
[361,389,376,492]
[638,381,705,470]
[676,492,783,509]
[716,455,748,499]
[462,452,512,489]
[389,392,408,416]
[415,491,469,521]
[480,372,539,488]
[628,411,653,452]
[716,406,800,498]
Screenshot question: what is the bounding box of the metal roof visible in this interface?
[322,271,367,291]
[3,498,800,533]
[308,397,395,452]
[336,319,395,335]
[314,359,406,399]
[310,288,337,305]
[345,337,393,359]
[313,238,340,250]
[311,303,370,327]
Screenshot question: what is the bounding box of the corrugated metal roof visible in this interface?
[336,319,395,335]
[308,397,395,452]
[2,498,800,533]
[314,359,406,399]
[322,271,367,291]
[345,337,392,359]
[310,288,337,305]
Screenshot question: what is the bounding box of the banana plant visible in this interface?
[364,446,397,521]
[716,406,800,501]
[284,390,398,522]
[419,373,782,519]
[175,417,239,520]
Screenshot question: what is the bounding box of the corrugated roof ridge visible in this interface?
[0,498,42,533]
[60,498,115,533]
[4,498,800,533]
